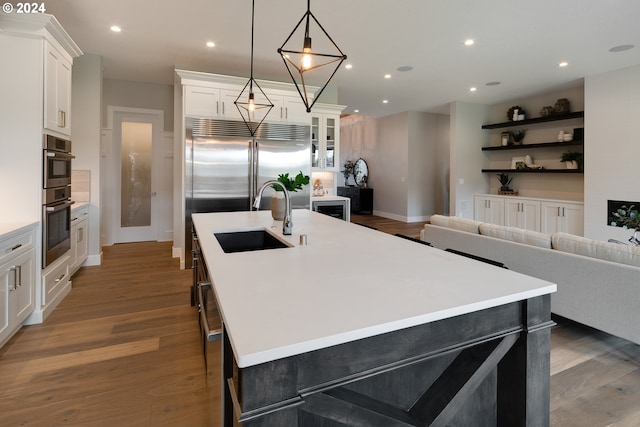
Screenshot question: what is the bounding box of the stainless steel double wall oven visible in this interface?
[42,134,74,268]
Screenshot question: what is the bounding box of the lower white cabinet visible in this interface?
[505,199,541,231]
[540,201,584,235]
[474,196,505,225]
[70,205,89,275]
[0,224,36,347]
[475,194,583,235]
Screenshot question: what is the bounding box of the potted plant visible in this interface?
[510,129,527,145]
[270,171,310,220]
[496,173,513,192]
[560,151,583,169]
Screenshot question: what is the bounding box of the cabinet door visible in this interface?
[0,249,34,344]
[324,116,337,170]
[311,116,321,168]
[219,89,244,120]
[563,203,584,235]
[282,95,309,124]
[75,220,89,271]
[474,196,504,225]
[505,199,540,231]
[185,86,221,117]
[44,42,72,136]
[541,202,583,235]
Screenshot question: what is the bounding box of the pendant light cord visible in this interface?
[249,0,255,90]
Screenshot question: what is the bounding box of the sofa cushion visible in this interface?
[429,215,481,234]
[479,223,552,249]
[551,233,640,267]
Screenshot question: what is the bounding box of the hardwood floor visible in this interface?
[0,216,638,426]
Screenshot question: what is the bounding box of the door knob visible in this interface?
[151,192,157,196]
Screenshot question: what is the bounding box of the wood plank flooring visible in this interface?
[0,216,639,426]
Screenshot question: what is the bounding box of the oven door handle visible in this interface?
[45,200,73,212]
[45,150,75,160]
[197,282,222,342]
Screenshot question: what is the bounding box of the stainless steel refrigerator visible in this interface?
[185,117,311,265]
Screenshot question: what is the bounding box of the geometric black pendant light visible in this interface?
[235,0,274,136]
[278,0,347,113]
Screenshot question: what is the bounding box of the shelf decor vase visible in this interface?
[565,160,578,170]
[271,193,286,220]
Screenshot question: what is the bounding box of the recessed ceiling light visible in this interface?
[464,39,474,46]
[485,81,501,86]
[345,64,353,69]
[110,25,122,33]
[397,66,413,72]
[559,61,568,67]
[206,41,215,48]
[382,100,389,104]
[384,74,391,79]
[354,109,359,113]
[609,44,634,52]
[469,87,477,92]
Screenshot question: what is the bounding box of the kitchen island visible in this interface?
[192,210,556,426]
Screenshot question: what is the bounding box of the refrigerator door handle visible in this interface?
[250,140,258,209]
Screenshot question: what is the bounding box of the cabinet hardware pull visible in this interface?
[285,107,288,120]
[9,265,21,291]
[10,243,22,252]
[54,273,66,283]
[216,101,219,115]
[222,101,225,115]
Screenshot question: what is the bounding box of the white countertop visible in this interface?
[311,195,350,202]
[193,210,556,368]
[0,221,38,238]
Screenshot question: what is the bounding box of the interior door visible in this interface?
[112,111,163,243]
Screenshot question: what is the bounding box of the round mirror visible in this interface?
[353,158,369,187]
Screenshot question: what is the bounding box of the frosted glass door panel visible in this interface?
[121,122,152,228]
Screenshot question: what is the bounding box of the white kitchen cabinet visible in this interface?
[505,199,541,231]
[312,104,345,171]
[44,40,73,136]
[541,201,584,235]
[184,85,243,120]
[474,195,505,225]
[0,224,36,348]
[70,204,89,275]
[269,94,309,124]
[474,194,584,236]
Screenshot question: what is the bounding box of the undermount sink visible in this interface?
[214,229,291,254]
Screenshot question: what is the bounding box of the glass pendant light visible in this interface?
[235,0,273,136]
[278,0,347,113]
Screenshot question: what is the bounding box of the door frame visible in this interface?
[104,106,165,244]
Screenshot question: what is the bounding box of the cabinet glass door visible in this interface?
[325,117,335,168]
[311,117,320,168]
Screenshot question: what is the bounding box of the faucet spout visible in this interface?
[254,180,293,235]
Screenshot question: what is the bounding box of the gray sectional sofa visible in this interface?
[421,215,640,345]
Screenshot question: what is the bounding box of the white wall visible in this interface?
[71,53,103,265]
[584,64,640,242]
[449,102,489,218]
[102,79,174,131]
[340,111,447,221]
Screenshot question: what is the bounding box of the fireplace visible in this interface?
[608,200,640,229]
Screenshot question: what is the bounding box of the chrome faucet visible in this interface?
[630,228,640,246]
[253,180,292,235]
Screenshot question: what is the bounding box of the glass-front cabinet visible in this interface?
[311,104,345,172]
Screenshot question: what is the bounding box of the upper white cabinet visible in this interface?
[311,104,345,171]
[44,40,73,136]
[267,94,309,124]
[184,85,243,120]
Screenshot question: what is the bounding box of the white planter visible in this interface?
[271,192,286,220]
[565,160,578,170]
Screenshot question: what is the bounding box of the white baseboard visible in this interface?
[84,252,102,266]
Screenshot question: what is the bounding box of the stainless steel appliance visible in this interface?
[42,185,73,268]
[184,117,311,267]
[43,134,73,188]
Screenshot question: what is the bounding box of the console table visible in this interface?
[337,186,373,214]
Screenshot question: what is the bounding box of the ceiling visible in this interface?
[46,0,640,117]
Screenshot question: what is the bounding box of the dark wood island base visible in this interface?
[222,295,554,426]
